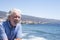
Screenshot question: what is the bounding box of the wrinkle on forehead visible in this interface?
[10,11,21,17]
[8,8,21,17]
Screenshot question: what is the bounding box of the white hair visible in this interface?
[7,8,21,16]
[7,8,22,20]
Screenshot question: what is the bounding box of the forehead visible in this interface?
[11,11,21,17]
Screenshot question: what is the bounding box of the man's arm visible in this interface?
[15,24,22,40]
[0,24,8,40]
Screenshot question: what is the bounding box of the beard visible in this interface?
[14,20,20,24]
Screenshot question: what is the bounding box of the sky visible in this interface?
[0,0,60,20]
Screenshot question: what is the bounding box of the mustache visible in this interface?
[14,20,20,24]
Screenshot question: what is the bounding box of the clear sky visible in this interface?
[0,0,60,20]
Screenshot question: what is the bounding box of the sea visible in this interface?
[22,24,60,40]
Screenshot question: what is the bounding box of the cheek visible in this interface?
[10,18,14,22]
[9,18,14,24]
[9,17,14,21]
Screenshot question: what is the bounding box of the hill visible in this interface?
[0,11,60,24]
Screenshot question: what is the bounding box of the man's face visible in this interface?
[10,12,21,25]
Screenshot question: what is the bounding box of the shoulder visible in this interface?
[0,22,3,27]
[16,23,22,31]
[16,23,22,28]
[0,21,7,28]
[0,22,4,30]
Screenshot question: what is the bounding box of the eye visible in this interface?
[18,16,20,18]
[13,16,21,19]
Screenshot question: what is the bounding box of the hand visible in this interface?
[14,38,21,40]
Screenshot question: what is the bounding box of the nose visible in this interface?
[16,17,21,20]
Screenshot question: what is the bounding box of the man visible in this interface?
[0,8,22,40]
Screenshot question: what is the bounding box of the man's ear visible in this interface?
[8,15,11,21]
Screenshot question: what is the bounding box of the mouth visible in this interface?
[14,20,19,24]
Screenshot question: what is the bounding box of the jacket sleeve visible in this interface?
[0,24,8,40]
[16,24,22,39]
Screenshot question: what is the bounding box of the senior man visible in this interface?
[0,8,22,40]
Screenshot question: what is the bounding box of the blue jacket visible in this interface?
[0,20,22,40]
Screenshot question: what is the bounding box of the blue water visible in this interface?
[22,24,60,40]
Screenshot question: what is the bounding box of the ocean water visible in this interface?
[22,24,60,40]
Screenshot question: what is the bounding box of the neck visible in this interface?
[9,21,16,27]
